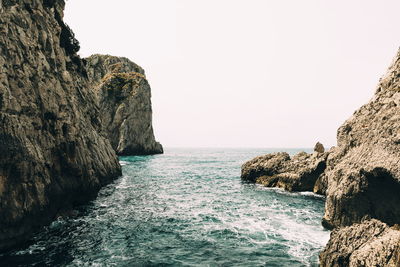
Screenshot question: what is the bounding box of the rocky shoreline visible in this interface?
[1,0,398,264]
[0,0,161,251]
[241,149,328,192]
[242,48,400,266]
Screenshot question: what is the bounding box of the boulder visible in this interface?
[314,142,325,153]
[320,219,400,267]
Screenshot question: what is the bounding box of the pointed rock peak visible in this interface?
[314,142,325,153]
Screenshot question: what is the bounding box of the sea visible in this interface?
[0,148,330,267]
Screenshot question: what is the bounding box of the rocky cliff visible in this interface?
[0,0,121,251]
[241,48,400,266]
[86,54,163,156]
[318,49,400,266]
[322,49,400,229]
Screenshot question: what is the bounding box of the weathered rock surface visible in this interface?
[241,48,400,265]
[86,54,163,155]
[241,148,328,192]
[314,142,325,153]
[322,49,400,230]
[0,0,121,251]
[320,219,400,267]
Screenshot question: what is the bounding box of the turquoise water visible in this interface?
[1,148,329,266]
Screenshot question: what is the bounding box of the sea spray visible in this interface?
[1,148,329,266]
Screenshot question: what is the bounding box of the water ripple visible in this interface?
[0,148,329,267]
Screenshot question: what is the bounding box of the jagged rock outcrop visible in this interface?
[320,219,400,267]
[241,49,400,265]
[0,0,121,251]
[241,147,328,192]
[85,54,163,156]
[317,48,400,267]
[322,49,400,230]
[314,142,325,153]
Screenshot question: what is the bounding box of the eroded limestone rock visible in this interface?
[240,47,400,265]
[0,0,121,251]
[318,48,400,265]
[314,142,325,153]
[322,48,400,229]
[241,149,328,192]
[320,219,400,267]
[86,55,163,155]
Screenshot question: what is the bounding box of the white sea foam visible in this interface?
[2,148,329,266]
[119,160,129,166]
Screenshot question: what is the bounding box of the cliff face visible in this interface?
[318,49,400,266]
[322,49,400,229]
[0,0,121,251]
[241,48,400,266]
[86,55,163,156]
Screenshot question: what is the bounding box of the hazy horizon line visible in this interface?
[153,146,329,149]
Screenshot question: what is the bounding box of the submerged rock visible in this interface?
[320,219,400,267]
[86,54,163,155]
[322,49,400,230]
[241,148,328,192]
[0,0,121,250]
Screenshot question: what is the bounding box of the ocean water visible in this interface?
[0,148,330,267]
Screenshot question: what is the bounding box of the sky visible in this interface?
[64,0,400,148]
